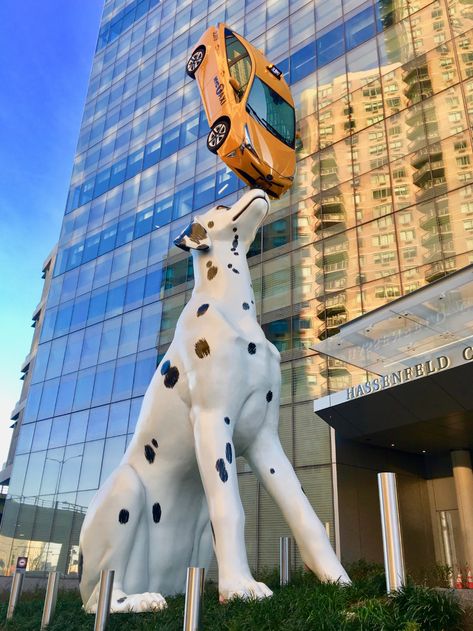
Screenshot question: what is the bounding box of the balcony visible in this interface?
[408,132,441,153]
[324,260,348,275]
[318,313,348,340]
[424,260,457,283]
[416,180,448,202]
[421,226,452,247]
[423,240,456,263]
[315,200,346,227]
[413,160,445,187]
[404,77,432,101]
[405,103,424,127]
[315,246,348,267]
[411,147,442,169]
[403,62,428,84]
[316,292,347,319]
[419,207,450,229]
[320,357,350,378]
[316,263,348,285]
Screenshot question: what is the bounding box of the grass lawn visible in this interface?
[0,564,466,630]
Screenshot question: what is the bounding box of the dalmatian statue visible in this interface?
[79,188,350,613]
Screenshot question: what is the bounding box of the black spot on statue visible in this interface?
[119,509,130,524]
[270,468,275,474]
[152,438,158,448]
[224,416,230,425]
[144,444,156,464]
[152,502,162,523]
[208,221,214,228]
[164,366,179,388]
[233,227,237,232]
[251,300,254,304]
[206,261,212,268]
[232,268,240,274]
[248,342,256,355]
[117,597,127,603]
[227,263,232,268]
[216,458,228,482]
[231,247,236,252]
[266,390,273,402]
[160,360,170,375]
[195,338,210,358]
[242,302,249,310]
[197,304,209,317]
[234,252,239,256]
[226,443,233,464]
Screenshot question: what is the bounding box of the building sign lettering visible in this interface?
[345,349,473,401]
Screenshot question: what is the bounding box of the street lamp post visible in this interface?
[46,454,82,508]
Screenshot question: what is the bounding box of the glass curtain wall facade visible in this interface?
[2,0,473,575]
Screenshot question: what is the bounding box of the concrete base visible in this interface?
[0,575,79,593]
[436,587,473,606]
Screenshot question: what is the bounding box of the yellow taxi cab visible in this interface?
[186,24,296,199]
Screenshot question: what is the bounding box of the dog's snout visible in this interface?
[232,190,269,222]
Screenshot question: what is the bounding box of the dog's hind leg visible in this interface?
[79,463,167,613]
[245,422,351,584]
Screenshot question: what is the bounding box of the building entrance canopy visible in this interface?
[312,266,473,454]
[313,265,473,376]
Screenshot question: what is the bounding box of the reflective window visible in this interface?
[225,29,252,99]
[86,406,109,441]
[100,435,127,484]
[48,415,70,449]
[67,411,89,445]
[38,379,60,420]
[78,440,105,490]
[246,77,295,147]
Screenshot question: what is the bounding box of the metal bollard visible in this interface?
[94,569,114,631]
[279,536,292,586]
[378,472,406,593]
[6,571,24,620]
[40,571,60,630]
[440,511,455,587]
[183,567,205,631]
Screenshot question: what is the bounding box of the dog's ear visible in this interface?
[174,218,211,252]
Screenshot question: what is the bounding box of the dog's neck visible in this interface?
[191,241,256,310]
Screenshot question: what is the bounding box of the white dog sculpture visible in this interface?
[79,188,350,613]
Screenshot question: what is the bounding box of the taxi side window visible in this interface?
[225,29,252,101]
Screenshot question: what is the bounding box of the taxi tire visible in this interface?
[186,46,206,79]
[207,118,230,154]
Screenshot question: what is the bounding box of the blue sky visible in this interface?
[0,0,104,468]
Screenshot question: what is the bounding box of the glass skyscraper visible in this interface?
[2,0,473,576]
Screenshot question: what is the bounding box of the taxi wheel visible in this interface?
[207,119,230,153]
[186,46,205,79]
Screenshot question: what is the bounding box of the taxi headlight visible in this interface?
[244,125,258,157]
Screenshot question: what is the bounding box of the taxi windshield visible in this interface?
[246,76,295,148]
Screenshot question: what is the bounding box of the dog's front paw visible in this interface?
[103,591,167,613]
[219,578,273,603]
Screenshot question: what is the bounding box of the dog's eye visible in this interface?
[216,205,230,210]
